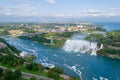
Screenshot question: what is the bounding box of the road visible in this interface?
[0,66,53,80]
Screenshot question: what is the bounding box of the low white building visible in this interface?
[20,51,28,57]
[0,42,6,49]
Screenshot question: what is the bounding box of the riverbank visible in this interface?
[18,32,74,48]
[0,38,80,80]
[86,30,120,59]
[97,47,120,59]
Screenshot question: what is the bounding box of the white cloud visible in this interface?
[81,9,120,18]
[53,14,65,18]
[105,13,120,17]
[0,3,41,17]
[0,4,120,19]
[0,0,40,17]
[12,0,29,3]
[46,0,56,4]
[53,13,74,18]
[110,8,117,11]
[52,9,120,19]
[84,9,102,14]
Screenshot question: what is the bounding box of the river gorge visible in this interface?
[3,22,120,80]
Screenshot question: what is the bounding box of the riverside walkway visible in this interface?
[0,66,53,80]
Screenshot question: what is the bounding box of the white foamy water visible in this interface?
[63,35,103,55]
[64,64,82,79]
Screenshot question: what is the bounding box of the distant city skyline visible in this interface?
[0,0,120,22]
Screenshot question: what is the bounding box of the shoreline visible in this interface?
[17,32,120,60]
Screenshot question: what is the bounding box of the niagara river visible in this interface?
[3,22,120,80]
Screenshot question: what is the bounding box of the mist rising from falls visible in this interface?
[63,34,103,55]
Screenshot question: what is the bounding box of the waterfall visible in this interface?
[63,34,103,55]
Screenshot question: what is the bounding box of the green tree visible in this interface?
[48,69,60,80]
[26,62,39,71]
[0,76,6,80]
[4,69,14,80]
[52,67,64,74]
[38,64,44,72]
[0,68,3,77]
[14,69,22,80]
[26,63,33,70]
[30,76,37,80]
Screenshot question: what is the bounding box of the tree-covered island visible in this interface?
[86,30,120,59]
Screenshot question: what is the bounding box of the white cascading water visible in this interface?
[63,34,103,55]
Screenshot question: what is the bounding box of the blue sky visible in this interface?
[0,0,120,22]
